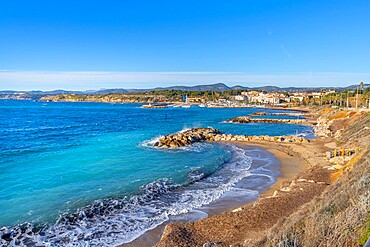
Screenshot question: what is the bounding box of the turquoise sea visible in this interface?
[0,100,312,246]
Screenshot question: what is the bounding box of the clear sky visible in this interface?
[1,0,369,90]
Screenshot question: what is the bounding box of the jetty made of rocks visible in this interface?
[153,127,309,149]
[153,128,220,148]
[213,134,309,143]
[251,111,305,117]
[227,116,308,125]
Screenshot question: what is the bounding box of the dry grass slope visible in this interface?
[252,113,370,247]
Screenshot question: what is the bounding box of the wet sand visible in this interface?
[244,142,308,197]
[123,142,305,247]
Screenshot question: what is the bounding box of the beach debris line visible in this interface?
[227,116,308,124]
[153,127,310,149]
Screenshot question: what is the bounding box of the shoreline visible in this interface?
[155,135,334,246]
[243,142,307,198]
[123,141,306,247]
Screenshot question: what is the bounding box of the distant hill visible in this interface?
[93,88,128,94]
[1,82,369,96]
[152,83,232,92]
[0,89,86,95]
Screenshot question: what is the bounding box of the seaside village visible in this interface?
[207,90,325,107]
[142,89,341,108]
[231,90,321,105]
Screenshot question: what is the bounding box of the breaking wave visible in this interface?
[0,144,264,247]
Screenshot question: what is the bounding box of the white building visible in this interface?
[234,95,248,101]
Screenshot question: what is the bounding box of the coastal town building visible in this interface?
[239,91,283,105]
[233,95,248,101]
[186,96,206,103]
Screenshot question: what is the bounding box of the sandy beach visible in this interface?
[123,140,313,247]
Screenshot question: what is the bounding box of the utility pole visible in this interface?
[360,82,364,107]
[355,87,359,109]
[340,92,343,107]
[347,91,349,108]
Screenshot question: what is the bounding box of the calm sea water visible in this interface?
[0,100,312,246]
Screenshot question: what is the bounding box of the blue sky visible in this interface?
[1,0,370,90]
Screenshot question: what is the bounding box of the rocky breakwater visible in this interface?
[251,111,306,117]
[227,116,308,125]
[250,112,267,116]
[153,127,310,149]
[213,134,310,143]
[153,128,220,148]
